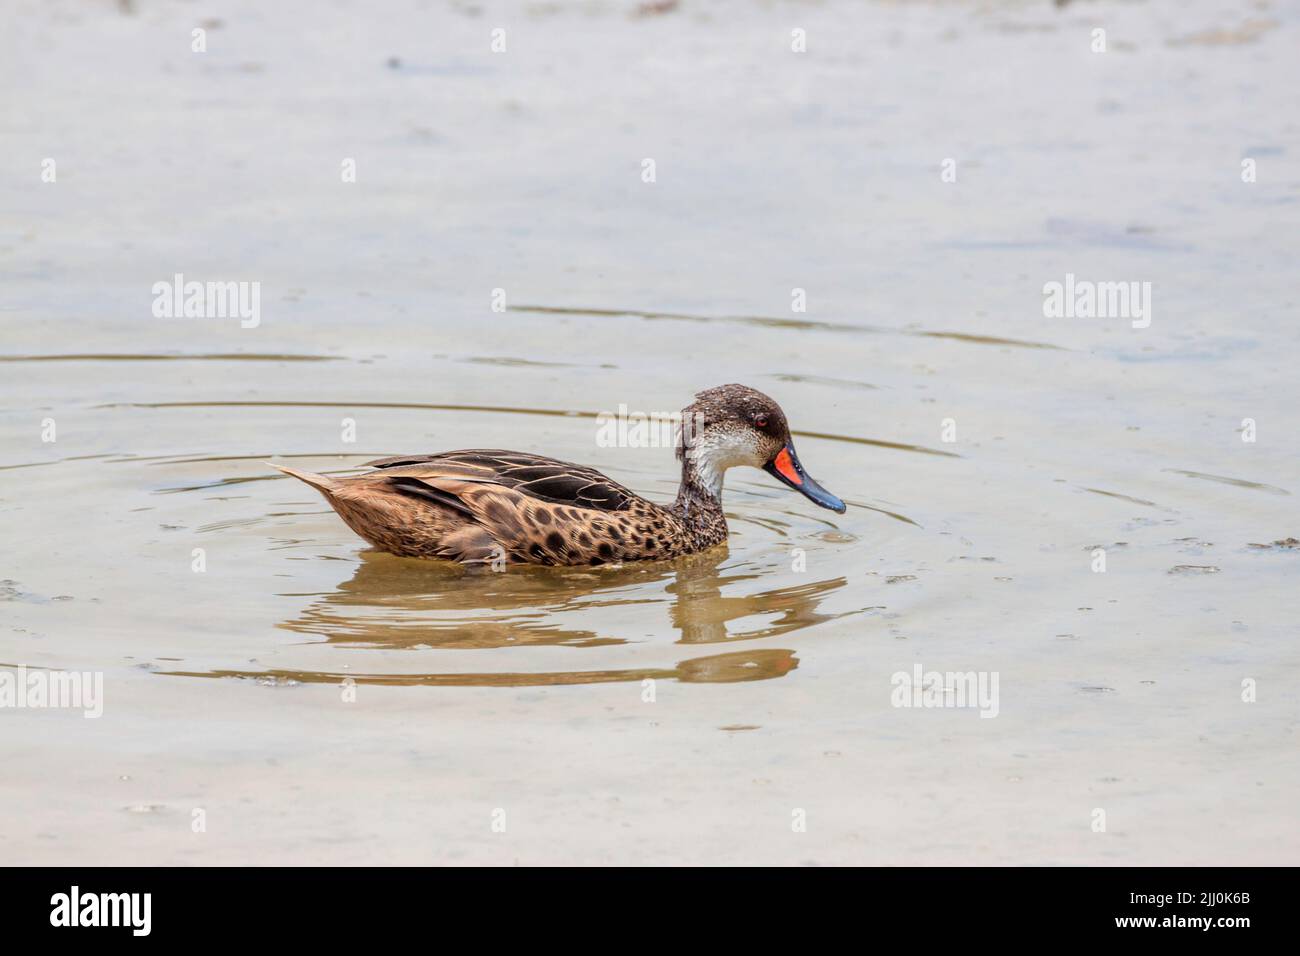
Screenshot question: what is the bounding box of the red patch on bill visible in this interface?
[775,447,802,485]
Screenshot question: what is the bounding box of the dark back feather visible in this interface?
[365,449,638,513]
[384,476,478,518]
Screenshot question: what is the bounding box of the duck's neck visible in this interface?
[671,455,728,548]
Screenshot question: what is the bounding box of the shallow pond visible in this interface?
[2,0,1297,864]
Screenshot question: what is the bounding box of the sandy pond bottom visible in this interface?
[2,0,1298,864]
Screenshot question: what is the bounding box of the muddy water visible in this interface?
[2,0,1298,864]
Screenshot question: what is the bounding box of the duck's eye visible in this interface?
[754,414,768,428]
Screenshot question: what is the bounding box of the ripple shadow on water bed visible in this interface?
[157,647,801,687]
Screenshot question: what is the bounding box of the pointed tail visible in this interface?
[268,462,340,495]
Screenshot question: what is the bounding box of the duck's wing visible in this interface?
[362,449,640,512]
[281,450,676,564]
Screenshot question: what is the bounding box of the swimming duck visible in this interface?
[272,384,846,566]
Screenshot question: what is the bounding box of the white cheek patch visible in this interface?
[686,429,765,497]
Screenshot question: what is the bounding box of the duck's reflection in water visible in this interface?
[666,560,851,645]
[162,549,861,687]
[278,548,853,649]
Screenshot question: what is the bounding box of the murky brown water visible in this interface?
[2,0,1297,864]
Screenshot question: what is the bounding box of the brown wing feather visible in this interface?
[296,451,687,565]
[363,449,639,513]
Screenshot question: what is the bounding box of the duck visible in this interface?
[271,384,846,566]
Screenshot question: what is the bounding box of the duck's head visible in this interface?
[677,384,847,514]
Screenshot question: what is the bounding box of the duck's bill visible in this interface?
[763,444,847,514]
